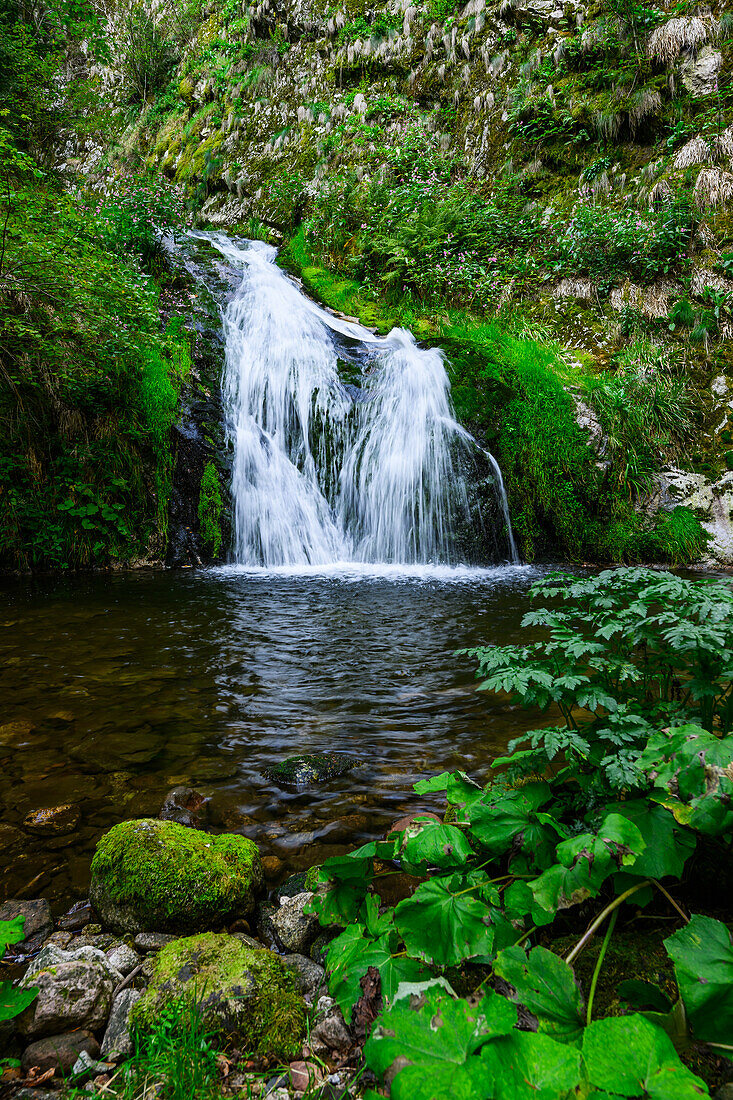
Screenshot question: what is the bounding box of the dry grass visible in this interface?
[647,16,717,63]
[674,136,713,170]
[694,168,733,210]
[648,179,672,208]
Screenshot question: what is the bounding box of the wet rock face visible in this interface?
[263,752,361,787]
[130,932,307,1058]
[89,818,263,934]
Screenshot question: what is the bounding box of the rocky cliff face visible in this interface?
[61,0,733,563]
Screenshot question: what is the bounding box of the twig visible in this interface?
[651,879,689,923]
[113,961,144,998]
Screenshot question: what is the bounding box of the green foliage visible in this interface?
[0,187,188,569]
[105,998,222,1100]
[120,4,177,102]
[304,570,733,1100]
[0,917,37,1022]
[665,915,733,1051]
[463,568,733,799]
[198,461,224,558]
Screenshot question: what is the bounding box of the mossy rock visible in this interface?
[90,819,263,934]
[130,933,306,1057]
[263,752,361,787]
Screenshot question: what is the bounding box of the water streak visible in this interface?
[199,233,518,567]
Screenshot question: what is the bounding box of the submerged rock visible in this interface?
[130,933,306,1058]
[22,805,80,836]
[89,818,263,934]
[263,753,361,787]
[159,786,208,829]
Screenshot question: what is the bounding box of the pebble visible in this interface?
[23,805,80,836]
[134,932,176,952]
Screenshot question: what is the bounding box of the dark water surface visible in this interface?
[1,563,542,909]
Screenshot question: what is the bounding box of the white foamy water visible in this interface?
[196,233,518,568]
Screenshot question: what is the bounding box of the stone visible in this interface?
[23,805,80,836]
[289,1061,323,1091]
[21,1030,100,1076]
[100,989,141,1060]
[90,819,263,934]
[681,46,722,97]
[57,899,93,932]
[307,996,351,1056]
[17,948,117,1038]
[0,899,52,952]
[269,893,319,954]
[42,932,73,950]
[281,954,325,999]
[130,933,306,1059]
[263,753,361,788]
[159,786,208,829]
[274,872,310,903]
[134,932,176,952]
[71,1049,116,1081]
[106,943,141,975]
[0,824,25,852]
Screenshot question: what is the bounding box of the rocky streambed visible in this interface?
[1,768,375,1100]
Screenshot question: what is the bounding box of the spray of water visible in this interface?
[198,233,518,567]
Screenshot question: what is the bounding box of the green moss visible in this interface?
[90,819,263,933]
[131,933,306,1058]
[198,461,223,558]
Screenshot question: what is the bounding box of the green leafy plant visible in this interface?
[198,461,224,558]
[0,917,37,1021]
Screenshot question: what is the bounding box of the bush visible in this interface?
[120,4,177,102]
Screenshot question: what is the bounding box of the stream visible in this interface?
[1,565,538,908]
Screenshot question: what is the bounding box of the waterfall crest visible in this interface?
[200,233,517,568]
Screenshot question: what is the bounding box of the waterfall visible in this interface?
[198,233,518,568]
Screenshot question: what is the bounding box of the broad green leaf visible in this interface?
[606,800,695,881]
[480,1030,582,1100]
[468,783,555,868]
[530,813,645,915]
[0,981,38,1022]
[399,821,474,871]
[583,1015,708,1098]
[365,991,517,1100]
[0,916,27,953]
[395,876,495,966]
[493,945,585,1044]
[413,771,483,816]
[325,925,426,1024]
[664,914,733,1048]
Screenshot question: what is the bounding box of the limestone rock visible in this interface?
[134,931,176,952]
[681,46,722,97]
[269,893,319,954]
[71,1049,116,1081]
[308,995,351,1056]
[651,469,733,565]
[21,1030,99,1076]
[90,818,263,934]
[17,951,116,1038]
[100,989,141,1060]
[130,932,306,1058]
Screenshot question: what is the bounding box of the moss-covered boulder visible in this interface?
[130,933,306,1058]
[90,819,263,934]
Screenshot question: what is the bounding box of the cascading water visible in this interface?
[199,232,518,568]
